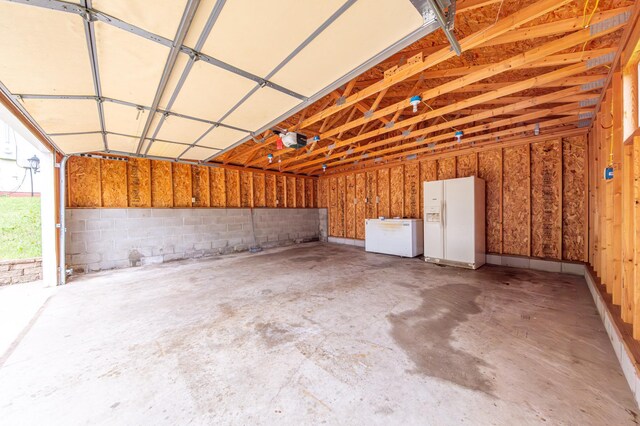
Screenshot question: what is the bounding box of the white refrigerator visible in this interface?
[424,176,485,269]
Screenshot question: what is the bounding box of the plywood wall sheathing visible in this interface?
[336,176,346,237]
[419,160,437,219]
[100,159,127,208]
[191,165,210,207]
[265,173,277,208]
[296,177,305,208]
[456,153,477,178]
[562,136,586,261]
[127,158,151,207]
[531,139,562,259]
[318,178,328,208]
[68,156,101,207]
[225,169,241,207]
[404,163,420,219]
[390,165,404,218]
[502,145,531,256]
[172,163,192,208]
[478,149,502,254]
[355,173,366,239]
[253,173,266,207]
[151,160,172,207]
[286,176,296,208]
[437,157,456,180]
[366,171,378,219]
[276,175,285,208]
[210,167,226,207]
[345,174,356,238]
[329,177,337,237]
[240,171,252,207]
[305,179,314,208]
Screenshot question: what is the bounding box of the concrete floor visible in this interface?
[0,243,637,424]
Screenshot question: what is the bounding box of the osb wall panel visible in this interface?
[318,178,329,208]
[172,163,192,208]
[67,157,316,209]
[563,136,586,261]
[127,158,151,207]
[305,179,314,208]
[265,174,276,207]
[101,160,127,207]
[420,160,437,219]
[336,176,346,236]
[456,153,477,178]
[404,163,420,219]
[286,176,296,207]
[151,161,172,207]
[296,178,305,208]
[240,171,252,207]
[437,157,456,180]
[225,169,240,207]
[210,167,226,207]
[345,174,356,238]
[191,165,210,207]
[276,175,285,208]
[376,169,388,218]
[364,171,378,219]
[329,177,337,236]
[355,173,366,239]
[531,140,562,259]
[68,156,101,207]
[478,149,502,253]
[502,145,530,256]
[253,173,266,207]
[390,165,404,218]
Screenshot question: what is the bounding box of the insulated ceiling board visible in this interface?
[181,145,218,161]
[146,141,190,158]
[95,21,170,106]
[222,87,300,132]
[270,0,424,96]
[158,53,191,110]
[51,133,104,154]
[200,0,345,78]
[103,102,149,137]
[154,115,213,144]
[107,134,139,153]
[93,0,188,41]
[22,99,100,134]
[169,60,256,123]
[196,126,249,150]
[0,2,94,95]
[183,0,219,49]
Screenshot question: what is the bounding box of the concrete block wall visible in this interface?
[0,258,43,285]
[66,208,321,274]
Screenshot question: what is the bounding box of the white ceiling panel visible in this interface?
[155,115,212,145]
[51,133,105,154]
[201,0,344,78]
[197,126,248,150]
[222,87,299,132]
[159,53,191,110]
[181,146,218,161]
[183,0,218,49]
[107,134,139,154]
[103,102,149,137]
[22,99,100,134]
[93,0,188,40]
[95,22,169,106]
[270,0,423,96]
[0,2,94,95]
[169,60,255,123]
[147,141,190,158]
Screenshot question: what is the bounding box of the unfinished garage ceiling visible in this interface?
[0,0,451,161]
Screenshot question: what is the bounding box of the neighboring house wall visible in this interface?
[0,119,41,194]
[0,258,42,285]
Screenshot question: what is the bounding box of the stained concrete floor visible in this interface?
[0,242,637,424]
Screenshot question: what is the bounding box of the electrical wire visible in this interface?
[579,0,600,59]
[1,167,28,196]
[421,100,460,132]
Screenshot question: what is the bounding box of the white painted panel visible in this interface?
[22,99,100,134]
[0,2,94,95]
[197,126,249,150]
[270,0,423,96]
[155,115,212,144]
[94,0,188,40]
[51,133,104,154]
[444,178,475,263]
[95,22,169,106]
[106,134,139,153]
[181,145,217,161]
[201,0,344,78]
[159,53,191,110]
[103,102,148,137]
[222,87,299,131]
[424,180,444,259]
[147,141,189,158]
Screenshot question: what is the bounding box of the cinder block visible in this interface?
[183,234,203,244]
[211,239,229,249]
[561,262,585,275]
[71,253,101,265]
[194,242,212,251]
[71,230,100,243]
[485,254,502,265]
[502,256,530,269]
[163,253,185,262]
[85,240,115,253]
[127,209,152,218]
[66,209,100,220]
[142,255,163,265]
[529,259,562,273]
[162,217,183,227]
[100,209,127,218]
[86,219,114,231]
[184,216,202,226]
[68,220,86,232]
[227,224,243,232]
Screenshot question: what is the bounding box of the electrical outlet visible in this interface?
[192,197,196,203]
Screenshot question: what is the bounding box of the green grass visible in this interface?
[0,197,41,260]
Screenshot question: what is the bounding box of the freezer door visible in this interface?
[424,180,444,259]
[444,178,475,263]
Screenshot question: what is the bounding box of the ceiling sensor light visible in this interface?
[312,135,320,142]
[455,130,464,142]
[267,153,273,163]
[409,95,422,113]
[322,164,327,172]
[534,123,540,136]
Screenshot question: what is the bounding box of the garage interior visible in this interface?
[1,0,640,423]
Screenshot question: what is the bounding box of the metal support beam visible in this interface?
[424,0,461,55]
[135,0,200,154]
[81,0,108,152]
